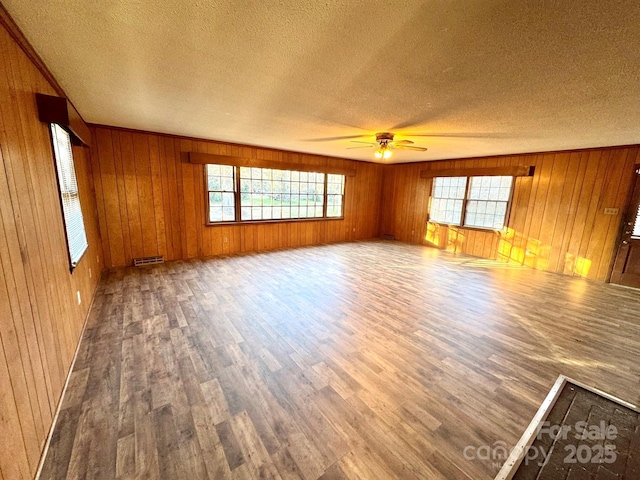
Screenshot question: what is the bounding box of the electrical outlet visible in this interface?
[352,228,356,232]
[89,268,92,279]
[77,291,82,305]
[97,255,100,263]
[604,207,619,215]
[224,236,228,243]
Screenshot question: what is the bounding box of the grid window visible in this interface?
[465,176,513,229]
[429,175,514,230]
[239,167,326,221]
[429,177,467,225]
[50,124,88,270]
[206,164,236,222]
[326,174,346,218]
[205,165,347,224]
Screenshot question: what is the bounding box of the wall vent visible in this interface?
[382,234,395,240]
[133,256,164,267]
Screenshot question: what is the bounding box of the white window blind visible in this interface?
[50,124,88,269]
[633,204,640,238]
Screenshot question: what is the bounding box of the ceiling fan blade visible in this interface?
[405,133,505,138]
[395,145,428,151]
[302,135,369,142]
[350,140,376,145]
[393,140,414,145]
[346,145,375,149]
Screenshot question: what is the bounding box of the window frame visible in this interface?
[204,165,347,226]
[428,175,515,231]
[205,164,237,223]
[49,123,89,272]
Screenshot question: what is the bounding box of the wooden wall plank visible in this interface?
[111,132,132,266]
[119,131,144,261]
[95,129,125,266]
[89,130,111,267]
[148,135,167,259]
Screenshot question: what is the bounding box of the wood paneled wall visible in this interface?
[90,126,384,268]
[381,148,640,281]
[0,20,103,480]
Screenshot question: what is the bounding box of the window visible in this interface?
[205,164,346,223]
[429,176,467,225]
[326,174,346,218]
[50,124,88,270]
[239,167,325,221]
[206,165,236,222]
[429,175,514,230]
[465,176,513,229]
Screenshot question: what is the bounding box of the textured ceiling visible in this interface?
[4,0,640,163]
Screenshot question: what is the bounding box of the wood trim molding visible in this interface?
[189,152,357,177]
[420,165,534,179]
[0,3,66,98]
[36,94,91,147]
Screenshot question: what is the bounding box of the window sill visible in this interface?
[206,217,345,227]
[427,220,506,233]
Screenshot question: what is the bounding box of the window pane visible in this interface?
[208,176,221,190]
[50,124,88,268]
[221,177,234,191]
[222,207,235,221]
[222,192,234,206]
[210,192,222,205]
[210,206,223,222]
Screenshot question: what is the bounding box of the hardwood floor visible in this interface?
[39,240,640,480]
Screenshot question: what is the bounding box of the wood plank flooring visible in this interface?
[39,240,640,479]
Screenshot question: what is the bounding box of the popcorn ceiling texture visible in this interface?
[4,0,640,163]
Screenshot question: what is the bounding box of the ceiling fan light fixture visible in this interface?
[375,145,392,159]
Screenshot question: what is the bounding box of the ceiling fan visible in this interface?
[347,132,427,159]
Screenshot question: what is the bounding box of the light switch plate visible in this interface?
[604,208,619,215]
